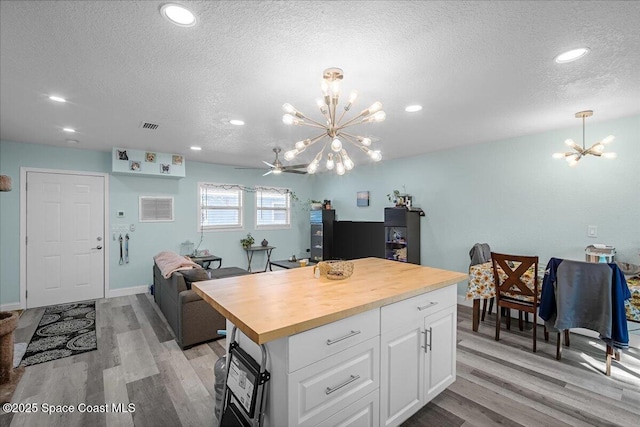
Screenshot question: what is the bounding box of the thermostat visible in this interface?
[117,210,125,218]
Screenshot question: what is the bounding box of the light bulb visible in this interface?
[592,143,604,153]
[565,154,576,163]
[49,95,66,103]
[371,111,386,122]
[360,137,372,146]
[552,152,565,159]
[321,79,329,96]
[326,153,335,170]
[368,102,382,114]
[283,103,296,114]
[273,168,283,175]
[284,149,297,161]
[295,140,307,150]
[344,158,354,170]
[331,138,342,152]
[348,91,358,103]
[330,80,341,96]
[564,139,575,147]
[602,152,617,159]
[283,114,295,125]
[602,135,615,144]
[336,163,345,175]
[568,158,579,167]
[307,162,318,174]
[369,150,382,162]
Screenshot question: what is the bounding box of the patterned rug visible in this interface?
[21,301,97,366]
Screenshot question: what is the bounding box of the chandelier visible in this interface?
[281,68,385,175]
[552,110,616,167]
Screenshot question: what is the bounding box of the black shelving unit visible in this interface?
[333,221,384,260]
[384,207,421,264]
[310,209,335,262]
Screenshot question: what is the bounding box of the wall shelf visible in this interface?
[111,147,185,178]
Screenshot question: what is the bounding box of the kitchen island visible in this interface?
[194,257,467,427]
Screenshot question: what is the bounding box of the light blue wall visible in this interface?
[314,115,640,294]
[2,114,638,304]
[0,140,315,305]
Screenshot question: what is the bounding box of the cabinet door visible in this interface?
[423,305,456,403]
[380,324,424,427]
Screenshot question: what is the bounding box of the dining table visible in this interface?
[466,261,543,332]
[466,261,640,331]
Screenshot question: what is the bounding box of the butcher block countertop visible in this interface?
[193,257,468,345]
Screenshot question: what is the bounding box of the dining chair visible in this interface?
[491,252,540,352]
[469,243,493,320]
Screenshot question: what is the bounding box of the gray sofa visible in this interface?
[153,264,249,349]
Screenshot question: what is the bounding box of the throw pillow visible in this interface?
[181,268,210,290]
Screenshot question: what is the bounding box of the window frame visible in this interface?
[254,186,292,230]
[197,182,244,232]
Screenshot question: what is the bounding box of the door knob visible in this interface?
[92,245,103,250]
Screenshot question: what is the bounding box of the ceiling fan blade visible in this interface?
[263,161,275,168]
[283,169,308,174]
[285,164,309,169]
[263,170,273,176]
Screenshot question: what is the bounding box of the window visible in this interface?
[198,183,243,231]
[255,186,291,229]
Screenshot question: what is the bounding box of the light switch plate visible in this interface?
[587,225,598,238]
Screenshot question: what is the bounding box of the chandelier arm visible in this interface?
[340,133,363,148]
[339,113,367,128]
[301,115,329,128]
[307,133,329,147]
[297,121,329,130]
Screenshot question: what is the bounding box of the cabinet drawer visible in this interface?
[288,337,379,427]
[315,389,379,427]
[381,285,456,334]
[289,309,380,372]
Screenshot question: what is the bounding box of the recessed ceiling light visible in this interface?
[49,95,66,103]
[405,105,423,113]
[63,127,76,133]
[190,146,202,151]
[229,119,245,126]
[66,139,79,144]
[160,3,196,27]
[554,47,590,64]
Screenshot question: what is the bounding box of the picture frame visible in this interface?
[356,191,370,207]
[129,161,141,171]
[116,149,128,161]
[145,152,156,163]
[172,155,183,166]
[160,163,171,174]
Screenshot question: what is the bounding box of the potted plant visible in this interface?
[309,199,323,210]
[240,233,255,249]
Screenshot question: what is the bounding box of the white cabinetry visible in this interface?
[227,283,457,427]
[379,285,457,427]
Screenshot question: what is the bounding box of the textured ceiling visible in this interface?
[1,1,639,169]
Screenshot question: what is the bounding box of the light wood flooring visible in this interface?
[1,294,639,427]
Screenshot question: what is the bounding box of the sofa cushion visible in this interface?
[181,268,210,290]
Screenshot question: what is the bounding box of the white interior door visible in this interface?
[26,171,105,308]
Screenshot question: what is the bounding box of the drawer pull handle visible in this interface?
[325,374,360,395]
[326,330,361,346]
[417,301,438,311]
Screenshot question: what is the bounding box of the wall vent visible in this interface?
[139,196,174,222]
[140,121,160,130]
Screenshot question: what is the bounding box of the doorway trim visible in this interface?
[19,167,110,309]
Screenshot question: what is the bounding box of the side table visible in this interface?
[243,246,275,272]
[189,254,222,270]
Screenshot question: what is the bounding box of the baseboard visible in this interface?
[457,295,473,307]
[106,285,149,298]
[0,302,22,311]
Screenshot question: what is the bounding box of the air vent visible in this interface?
[139,196,174,222]
[140,121,160,130]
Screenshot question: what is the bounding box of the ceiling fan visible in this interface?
[237,148,308,176]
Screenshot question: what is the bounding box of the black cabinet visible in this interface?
[384,208,420,264]
[310,209,335,262]
[333,221,384,260]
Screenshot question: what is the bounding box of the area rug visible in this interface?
[21,301,97,367]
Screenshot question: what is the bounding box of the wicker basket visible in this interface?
[317,261,354,280]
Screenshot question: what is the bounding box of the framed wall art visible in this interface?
[357,191,370,207]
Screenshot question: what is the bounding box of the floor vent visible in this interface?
[140,121,160,130]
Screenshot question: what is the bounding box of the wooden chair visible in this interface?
[491,252,540,352]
